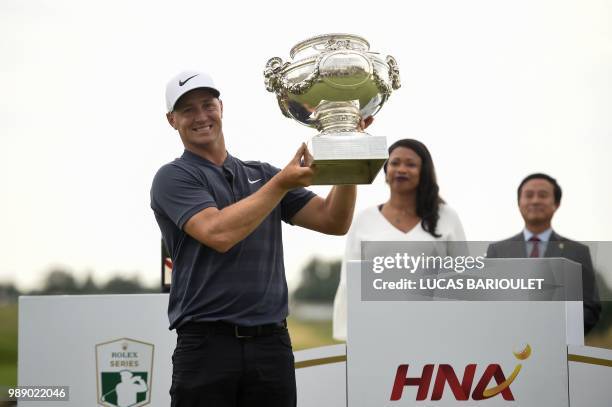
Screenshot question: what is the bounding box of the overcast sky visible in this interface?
[1,0,611,291]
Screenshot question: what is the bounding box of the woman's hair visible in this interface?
[384,139,444,237]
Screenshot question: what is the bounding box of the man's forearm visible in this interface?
[324,185,357,234]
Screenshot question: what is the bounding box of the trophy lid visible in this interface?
[290,33,370,59]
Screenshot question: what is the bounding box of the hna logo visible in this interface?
[390,344,531,401]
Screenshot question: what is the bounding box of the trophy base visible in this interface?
[307,133,388,185]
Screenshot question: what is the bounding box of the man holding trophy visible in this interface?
[151,33,399,406]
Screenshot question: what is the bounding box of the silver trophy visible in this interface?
[264,33,401,184]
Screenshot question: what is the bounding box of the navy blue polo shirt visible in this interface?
[151,150,315,329]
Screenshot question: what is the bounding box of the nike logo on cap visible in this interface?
[179,74,199,86]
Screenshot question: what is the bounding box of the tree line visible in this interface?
[0,268,157,302]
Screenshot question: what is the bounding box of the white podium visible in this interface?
[346,258,609,406]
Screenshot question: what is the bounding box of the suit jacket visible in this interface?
[487,231,601,334]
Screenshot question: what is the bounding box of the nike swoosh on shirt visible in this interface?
[179,74,199,86]
[248,178,262,184]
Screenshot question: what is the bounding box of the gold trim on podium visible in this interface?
[568,354,612,368]
[295,355,347,369]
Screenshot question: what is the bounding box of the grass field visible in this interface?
[585,325,612,349]
[287,317,343,350]
[0,304,17,388]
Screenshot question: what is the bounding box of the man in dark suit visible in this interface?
[487,173,601,333]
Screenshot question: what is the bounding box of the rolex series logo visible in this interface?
[96,338,154,407]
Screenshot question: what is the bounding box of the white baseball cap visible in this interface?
[165,70,221,112]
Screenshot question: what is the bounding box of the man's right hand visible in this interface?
[273,143,316,190]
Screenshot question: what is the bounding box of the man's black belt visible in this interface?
[178,320,287,338]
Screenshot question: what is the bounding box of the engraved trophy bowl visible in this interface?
[264,33,401,185]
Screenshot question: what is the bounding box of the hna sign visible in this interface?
[390,344,531,401]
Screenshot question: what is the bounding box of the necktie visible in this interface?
[529,236,540,258]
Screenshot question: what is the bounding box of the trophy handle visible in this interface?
[264,57,288,93]
[373,55,401,97]
[386,55,401,90]
[264,56,321,96]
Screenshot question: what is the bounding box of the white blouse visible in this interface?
[332,203,466,340]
